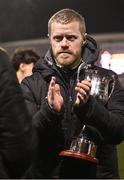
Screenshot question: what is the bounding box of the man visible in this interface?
[0,47,35,178]
[21,9,124,178]
[12,48,39,83]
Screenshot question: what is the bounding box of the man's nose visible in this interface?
[61,37,69,47]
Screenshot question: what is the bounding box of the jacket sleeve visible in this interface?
[21,76,64,133]
[0,50,35,178]
[21,76,65,168]
[74,75,124,145]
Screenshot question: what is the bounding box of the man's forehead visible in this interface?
[50,21,81,33]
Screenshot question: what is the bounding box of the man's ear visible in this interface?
[84,33,87,41]
[47,33,52,44]
[82,33,87,45]
[19,63,25,72]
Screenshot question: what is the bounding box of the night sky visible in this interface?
[0,0,123,42]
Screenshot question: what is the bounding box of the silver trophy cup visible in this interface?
[76,61,115,104]
[59,61,115,165]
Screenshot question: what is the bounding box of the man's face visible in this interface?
[49,21,86,68]
[23,63,34,77]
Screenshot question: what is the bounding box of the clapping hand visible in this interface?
[47,76,63,112]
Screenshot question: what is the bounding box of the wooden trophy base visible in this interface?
[59,150,98,164]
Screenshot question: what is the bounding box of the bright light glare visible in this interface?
[100,51,124,74]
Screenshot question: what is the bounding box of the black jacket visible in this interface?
[21,36,124,178]
[0,49,35,178]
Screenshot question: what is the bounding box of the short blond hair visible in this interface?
[48,8,86,35]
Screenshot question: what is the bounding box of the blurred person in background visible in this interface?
[12,48,39,83]
[0,47,36,178]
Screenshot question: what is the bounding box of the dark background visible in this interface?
[0,0,123,42]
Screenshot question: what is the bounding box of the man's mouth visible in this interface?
[59,51,72,55]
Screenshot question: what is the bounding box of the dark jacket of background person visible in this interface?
[21,36,124,178]
[0,48,36,178]
[119,73,124,88]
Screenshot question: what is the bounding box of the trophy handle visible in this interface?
[76,59,90,82]
[108,74,115,100]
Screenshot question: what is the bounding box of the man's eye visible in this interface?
[53,36,63,42]
[67,35,77,41]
